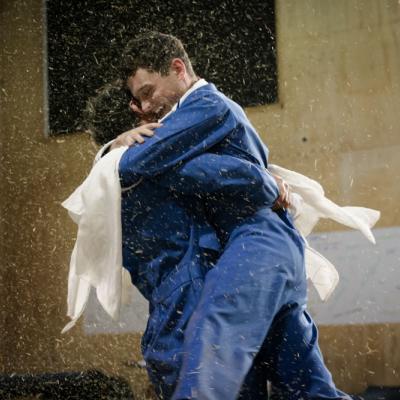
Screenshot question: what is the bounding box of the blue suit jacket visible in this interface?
[119,82,280,308]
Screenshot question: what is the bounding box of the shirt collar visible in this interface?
[159,78,208,122]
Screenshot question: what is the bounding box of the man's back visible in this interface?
[122,180,193,297]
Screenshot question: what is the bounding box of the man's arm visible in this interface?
[116,90,289,207]
[119,93,235,187]
[160,153,280,210]
[110,122,161,150]
[93,122,161,164]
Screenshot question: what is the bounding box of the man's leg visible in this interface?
[143,274,207,399]
[172,215,306,400]
[237,348,269,400]
[263,306,351,400]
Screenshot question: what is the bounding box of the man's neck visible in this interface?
[159,77,207,122]
[178,77,206,105]
[181,75,199,97]
[188,75,200,89]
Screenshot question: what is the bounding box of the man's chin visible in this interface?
[140,104,174,122]
[140,108,167,123]
[155,105,173,120]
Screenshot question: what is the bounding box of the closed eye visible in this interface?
[138,85,154,100]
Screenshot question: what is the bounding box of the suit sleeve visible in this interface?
[119,94,236,188]
[161,153,280,209]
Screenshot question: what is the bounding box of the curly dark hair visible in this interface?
[83,80,138,145]
[120,31,195,82]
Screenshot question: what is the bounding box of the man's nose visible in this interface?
[141,100,152,113]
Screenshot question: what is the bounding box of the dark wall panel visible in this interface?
[46,0,277,134]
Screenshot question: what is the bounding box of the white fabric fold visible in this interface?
[304,243,339,301]
[61,146,133,333]
[62,157,380,332]
[269,164,380,243]
[269,164,380,300]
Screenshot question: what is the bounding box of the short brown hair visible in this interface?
[120,31,195,81]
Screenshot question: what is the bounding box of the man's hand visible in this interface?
[271,172,291,210]
[110,122,162,150]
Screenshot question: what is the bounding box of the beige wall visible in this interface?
[0,0,152,396]
[1,0,399,396]
[249,0,400,228]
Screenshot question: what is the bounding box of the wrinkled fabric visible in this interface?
[238,305,350,400]
[269,164,380,301]
[61,146,134,333]
[269,164,380,243]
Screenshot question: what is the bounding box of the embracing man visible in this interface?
[95,31,353,400]
[70,31,369,399]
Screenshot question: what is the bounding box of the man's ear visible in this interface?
[170,58,186,80]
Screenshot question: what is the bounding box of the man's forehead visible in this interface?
[128,68,159,95]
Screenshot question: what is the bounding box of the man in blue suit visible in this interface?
[96,32,351,399]
[87,80,284,398]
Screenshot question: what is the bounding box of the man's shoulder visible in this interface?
[183,83,228,108]
[185,84,246,119]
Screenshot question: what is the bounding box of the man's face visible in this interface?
[127,67,185,121]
